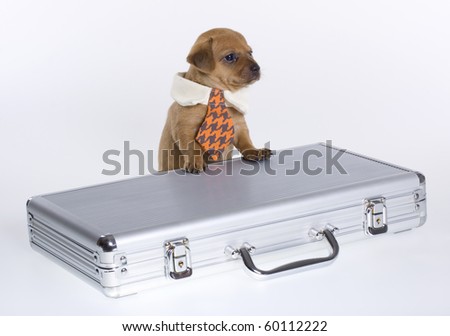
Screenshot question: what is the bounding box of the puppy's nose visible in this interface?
[251,63,260,73]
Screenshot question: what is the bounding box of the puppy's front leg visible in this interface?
[173,106,207,173]
[178,135,206,173]
[233,115,272,161]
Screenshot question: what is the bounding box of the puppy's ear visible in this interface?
[187,38,215,73]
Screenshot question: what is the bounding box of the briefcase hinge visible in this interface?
[164,238,192,280]
[364,197,388,235]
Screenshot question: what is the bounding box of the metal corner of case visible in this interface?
[97,234,117,252]
[102,286,122,298]
[102,286,136,298]
[415,171,426,185]
[26,197,35,224]
[26,196,37,213]
[418,213,427,227]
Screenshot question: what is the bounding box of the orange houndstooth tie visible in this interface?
[196,88,235,161]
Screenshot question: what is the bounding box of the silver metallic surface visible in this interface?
[242,242,255,254]
[164,238,192,280]
[26,143,427,297]
[365,197,388,233]
[308,228,324,240]
[28,144,420,249]
[224,246,240,259]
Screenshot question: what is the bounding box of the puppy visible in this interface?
[159,28,271,173]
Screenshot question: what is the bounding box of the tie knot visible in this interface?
[209,88,226,110]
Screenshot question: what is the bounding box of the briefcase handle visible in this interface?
[228,229,339,279]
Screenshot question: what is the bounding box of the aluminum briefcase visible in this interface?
[27,143,427,298]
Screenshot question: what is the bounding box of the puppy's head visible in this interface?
[187,28,260,91]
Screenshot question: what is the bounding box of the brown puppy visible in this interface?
[158,28,271,173]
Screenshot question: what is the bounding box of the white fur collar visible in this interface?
[170,72,249,114]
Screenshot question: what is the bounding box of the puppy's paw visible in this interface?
[242,148,273,161]
[183,156,207,174]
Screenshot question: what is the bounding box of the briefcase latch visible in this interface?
[164,238,192,280]
[364,197,388,235]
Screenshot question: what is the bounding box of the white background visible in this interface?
[1,0,449,315]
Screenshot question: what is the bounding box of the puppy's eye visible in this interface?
[224,53,237,63]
